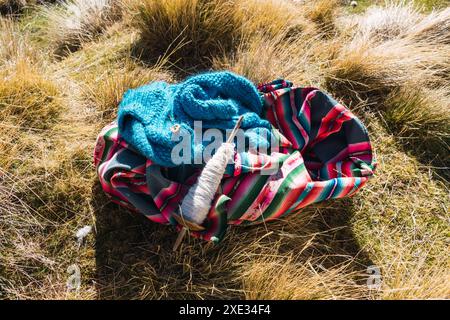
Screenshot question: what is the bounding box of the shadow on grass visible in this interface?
[394,138,449,185]
[92,181,374,299]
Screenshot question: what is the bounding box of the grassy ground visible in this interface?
[0,0,449,299]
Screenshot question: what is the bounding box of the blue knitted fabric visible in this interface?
[117,71,273,167]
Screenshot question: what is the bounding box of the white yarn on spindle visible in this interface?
[180,142,235,225]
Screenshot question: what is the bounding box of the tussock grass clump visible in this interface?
[380,255,450,299]
[325,4,449,171]
[241,256,367,299]
[238,0,312,39]
[0,62,62,129]
[53,26,139,79]
[134,0,243,70]
[0,18,24,64]
[0,17,41,66]
[351,2,422,42]
[349,3,450,45]
[213,34,312,85]
[133,0,326,71]
[325,37,449,103]
[42,0,123,55]
[408,7,450,44]
[383,87,450,170]
[385,87,450,141]
[305,0,340,34]
[343,4,450,89]
[87,65,173,122]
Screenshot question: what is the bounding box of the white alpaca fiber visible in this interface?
[75,225,92,246]
[180,142,235,225]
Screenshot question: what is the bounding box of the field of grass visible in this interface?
[0,0,448,299]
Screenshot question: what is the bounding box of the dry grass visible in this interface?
[240,255,367,300]
[73,32,174,122]
[324,36,449,102]
[237,0,313,38]
[0,17,43,66]
[87,66,172,122]
[0,62,61,129]
[380,256,450,299]
[0,0,449,300]
[132,0,332,71]
[350,2,423,42]
[212,33,316,85]
[324,3,449,175]
[349,115,449,299]
[383,87,449,167]
[41,0,123,55]
[0,0,39,13]
[133,0,243,70]
[305,0,340,34]
[0,8,97,298]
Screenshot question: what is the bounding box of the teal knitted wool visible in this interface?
[117,71,273,166]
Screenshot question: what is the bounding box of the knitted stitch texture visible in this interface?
[117,71,273,166]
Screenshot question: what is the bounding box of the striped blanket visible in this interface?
[94,79,376,243]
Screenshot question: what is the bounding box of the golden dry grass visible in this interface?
[132,0,243,70]
[0,62,61,129]
[0,0,449,300]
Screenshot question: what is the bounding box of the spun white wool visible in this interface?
[180,143,235,225]
[75,225,92,245]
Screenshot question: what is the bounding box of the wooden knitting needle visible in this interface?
[226,115,243,144]
[172,227,187,252]
[172,116,243,251]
